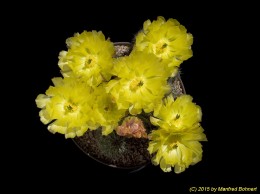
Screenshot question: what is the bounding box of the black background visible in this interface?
[26,4,258,192]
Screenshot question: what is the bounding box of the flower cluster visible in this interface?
[36,16,207,173]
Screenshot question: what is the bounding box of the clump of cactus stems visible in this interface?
[36,16,207,173]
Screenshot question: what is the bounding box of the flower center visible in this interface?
[154,41,168,55]
[174,114,180,120]
[64,101,78,114]
[168,134,181,148]
[104,103,113,112]
[130,78,144,91]
[83,55,97,69]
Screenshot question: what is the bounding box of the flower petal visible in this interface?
[39,109,52,124]
[35,94,50,108]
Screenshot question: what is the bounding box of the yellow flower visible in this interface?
[148,126,206,173]
[150,95,202,131]
[134,16,193,76]
[106,51,171,115]
[93,85,126,135]
[148,94,207,173]
[35,77,99,138]
[58,30,115,86]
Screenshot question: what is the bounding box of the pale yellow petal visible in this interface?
[35,94,50,108]
[102,126,114,136]
[65,132,76,139]
[160,158,172,172]
[39,109,52,124]
[51,77,64,86]
[174,164,186,174]
[47,121,67,134]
